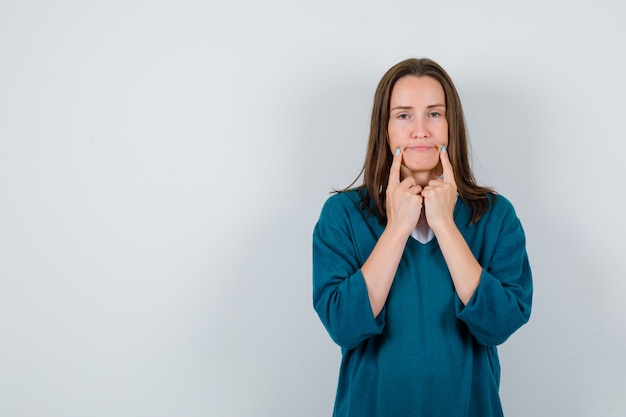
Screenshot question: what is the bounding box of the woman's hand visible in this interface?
[361,148,423,317]
[421,147,458,232]
[385,148,423,236]
[421,146,482,305]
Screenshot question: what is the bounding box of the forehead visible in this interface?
[390,75,445,105]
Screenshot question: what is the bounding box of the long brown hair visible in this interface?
[342,58,494,225]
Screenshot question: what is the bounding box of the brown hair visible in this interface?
[342,57,494,225]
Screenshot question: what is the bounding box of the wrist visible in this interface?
[384,221,413,242]
[430,217,457,236]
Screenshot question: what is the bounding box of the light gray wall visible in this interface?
[1,1,625,416]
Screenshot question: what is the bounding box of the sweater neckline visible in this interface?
[406,235,439,253]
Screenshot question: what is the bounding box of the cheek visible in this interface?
[387,126,400,149]
[388,136,400,149]
[438,125,449,145]
[387,125,402,149]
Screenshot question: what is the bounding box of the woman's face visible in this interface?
[388,75,448,181]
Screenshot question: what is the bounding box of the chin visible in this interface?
[406,163,438,173]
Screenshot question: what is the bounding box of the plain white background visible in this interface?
[1,0,625,416]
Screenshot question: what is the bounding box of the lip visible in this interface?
[406,145,437,152]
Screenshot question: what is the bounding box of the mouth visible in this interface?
[406,145,436,152]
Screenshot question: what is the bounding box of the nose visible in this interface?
[412,117,427,139]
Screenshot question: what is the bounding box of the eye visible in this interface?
[428,111,442,118]
[398,113,410,120]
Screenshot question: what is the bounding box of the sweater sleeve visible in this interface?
[455,202,533,347]
[312,199,386,350]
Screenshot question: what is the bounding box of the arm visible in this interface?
[361,148,423,316]
[422,147,481,304]
[423,148,532,345]
[313,214,387,350]
[456,213,533,346]
[313,149,422,348]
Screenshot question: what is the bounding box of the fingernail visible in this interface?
[441,145,447,153]
[395,147,401,156]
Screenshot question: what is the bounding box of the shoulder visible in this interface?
[487,193,515,213]
[457,193,521,232]
[481,193,525,235]
[456,192,517,225]
[315,188,377,236]
[319,189,364,220]
[459,193,528,256]
[488,193,519,219]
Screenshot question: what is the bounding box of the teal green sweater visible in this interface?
[313,189,532,417]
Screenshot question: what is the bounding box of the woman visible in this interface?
[312,58,532,417]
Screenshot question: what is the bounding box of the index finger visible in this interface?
[440,145,456,184]
[388,147,402,187]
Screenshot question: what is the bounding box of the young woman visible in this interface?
[312,58,533,417]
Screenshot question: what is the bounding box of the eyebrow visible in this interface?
[390,104,446,111]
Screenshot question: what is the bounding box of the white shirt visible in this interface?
[410,208,434,243]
